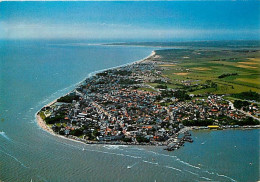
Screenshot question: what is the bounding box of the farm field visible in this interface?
[151,49,260,95]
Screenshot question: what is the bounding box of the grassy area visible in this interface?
[47,124,52,128]
[39,111,46,120]
[154,49,260,95]
[55,123,67,127]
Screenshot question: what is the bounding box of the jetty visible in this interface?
[164,131,193,151]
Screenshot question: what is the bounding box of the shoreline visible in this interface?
[35,49,260,147]
[36,102,259,148]
[36,50,157,146]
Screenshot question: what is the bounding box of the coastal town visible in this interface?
[37,51,260,150]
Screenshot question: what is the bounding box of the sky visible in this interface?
[0,1,259,41]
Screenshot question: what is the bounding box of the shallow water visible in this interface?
[0,40,259,182]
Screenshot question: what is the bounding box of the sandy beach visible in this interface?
[36,113,55,135]
[36,100,92,146]
[36,99,57,134]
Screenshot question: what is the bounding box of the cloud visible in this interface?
[0,21,259,40]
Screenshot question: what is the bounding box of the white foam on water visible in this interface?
[118,145,128,148]
[164,165,182,172]
[200,176,212,181]
[0,131,11,141]
[148,151,158,155]
[204,170,215,175]
[0,148,29,168]
[143,160,159,165]
[216,173,237,182]
[35,80,81,111]
[159,153,177,159]
[58,141,142,160]
[128,147,144,151]
[125,154,142,159]
[103,145,124,150]
[184,169,199,176]
[175,157,201,169]
[145,152,202,173]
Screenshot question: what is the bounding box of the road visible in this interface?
[227,100,260,122]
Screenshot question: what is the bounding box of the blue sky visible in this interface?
[0,1,259,41]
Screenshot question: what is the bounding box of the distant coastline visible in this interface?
[103,40,260,50]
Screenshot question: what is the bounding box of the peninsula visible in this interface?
[37,44,260,151]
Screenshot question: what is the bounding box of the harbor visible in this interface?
[165,130,193,151]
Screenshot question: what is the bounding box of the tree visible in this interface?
[156,84,167,89]
[232,91,260,102]
[234,100,249,109]
[174,90,191,101]
[182,119,213,126]
[57,95,79,103]
[122,138,132,142]
[70,129,83,136]
[93,129,100,137]
[136,136,150,143]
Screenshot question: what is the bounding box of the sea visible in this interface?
[0,40,259,182]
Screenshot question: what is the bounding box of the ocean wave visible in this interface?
[125,154,142,159]
[34,79,83,112]
[200,176,212,181]
[0,131,11,141]
[103,145,125,150]
[159,153,177,159]
[58,141,142,160]
[216,173,237,182]
[128,147,144,151]
[164,165,182,172]
[175,157,201,170]
[147,151,158,155]
[143,160,159,165]
[0,148,29,168]
[184,169,199,176]
[204,170,215,175]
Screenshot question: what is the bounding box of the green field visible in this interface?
[151,49,260,95]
